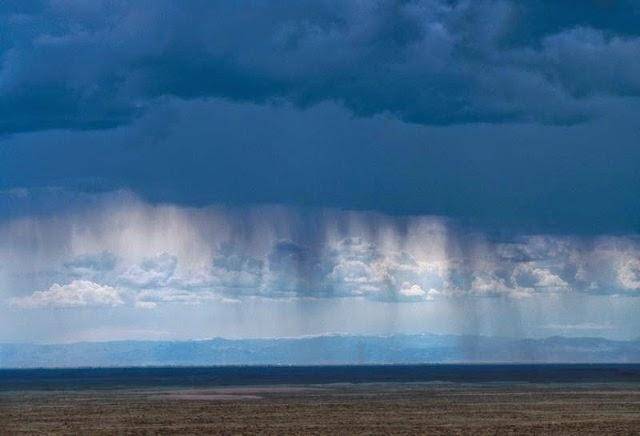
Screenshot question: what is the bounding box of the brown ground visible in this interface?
[2,383,640,434]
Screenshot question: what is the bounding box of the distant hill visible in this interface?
[2,334,640,368]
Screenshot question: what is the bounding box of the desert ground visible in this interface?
[2,382,640,434]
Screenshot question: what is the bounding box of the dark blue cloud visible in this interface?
[1,97,639,234]
[2,0,640,132]
[1,1,639,234]
[504,0,640,46]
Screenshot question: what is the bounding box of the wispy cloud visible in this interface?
[542,323,617,332]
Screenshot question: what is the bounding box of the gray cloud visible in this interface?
[63,251,117,279]
[2,0,640,133]
[119,253,177,288]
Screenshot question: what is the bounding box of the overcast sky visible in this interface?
[1,0,639,342]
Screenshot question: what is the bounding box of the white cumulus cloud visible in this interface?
[12,280,124,309]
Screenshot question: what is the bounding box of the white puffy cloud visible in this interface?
[512,263,568,291]
[569,238,640,295]
[323,237,447,302]
[399,284,440,301]
[12,280,124,309]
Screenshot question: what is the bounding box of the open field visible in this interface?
[2,382,640,434]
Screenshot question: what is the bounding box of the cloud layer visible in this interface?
[2,0,640,132]
[3,193,639,309]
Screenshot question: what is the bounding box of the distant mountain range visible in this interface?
[2,334,640,368]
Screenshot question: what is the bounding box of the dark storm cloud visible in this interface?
[2,0,640,132]
[2,97,640,233]
[1,1,640,234]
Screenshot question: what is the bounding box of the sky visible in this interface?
[1,0,639,343]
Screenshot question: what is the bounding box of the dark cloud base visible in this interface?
[2,98,639,234]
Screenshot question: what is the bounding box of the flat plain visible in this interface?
[2,382,640,434]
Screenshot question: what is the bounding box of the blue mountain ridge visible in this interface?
[2,334,640,368]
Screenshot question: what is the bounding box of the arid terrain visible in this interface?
[2,383,640,434]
